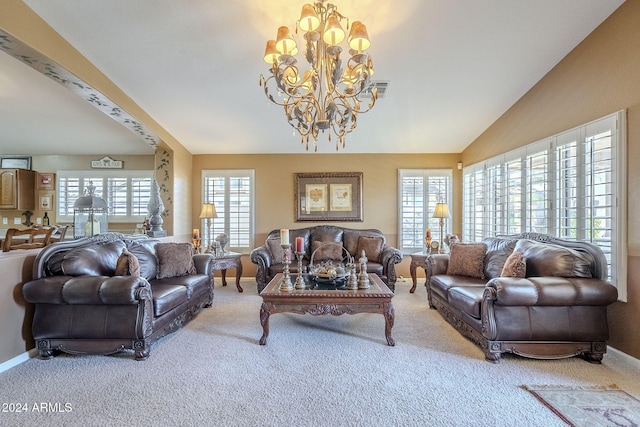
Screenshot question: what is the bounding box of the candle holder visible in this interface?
[279,244,294,291]
[357,250,370,289]
[294,251,306,289]
[425,237,432,255]
[347,258,358,290]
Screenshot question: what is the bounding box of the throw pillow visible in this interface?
[356,236,384,262]
[500,250,526,278]
[115,250,141,277]
[446,243,487,279]
[156,242,196,279]
[311,241,344,262]
[266,237,284,264]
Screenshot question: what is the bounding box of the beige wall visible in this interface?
[462,0,640,359]
[192,153,462,279]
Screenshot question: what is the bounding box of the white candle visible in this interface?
[280,228,289,245]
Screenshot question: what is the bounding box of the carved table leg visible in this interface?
[259,302,271,345]
[384,302,395,346]
[221,269,228,286]
[235,261,243,293]
[409,260,418,293]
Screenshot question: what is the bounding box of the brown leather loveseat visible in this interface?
[250,225,403,293]
[22,233,214,360]
[426,233,618,363]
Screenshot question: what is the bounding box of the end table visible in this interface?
[211,251,243,292]
[409,252,430,293]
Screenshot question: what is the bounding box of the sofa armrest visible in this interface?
[428,254,449,276]
[485,277,618,306]
[193,253,214,275]
[250,245,272,268]
[23,275,151,305]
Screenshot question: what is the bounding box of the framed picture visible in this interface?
[295,172,363,222]
[38,173,55,190]
[39,195,53,210]
[0,156,31,169]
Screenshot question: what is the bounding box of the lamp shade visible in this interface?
[348,21,371,52]
[433,202,450,219]
[299,4,320,32]
[275,26,297,55]
[199,203,218,219]
[322,14,345,46]
[263,40,280,64]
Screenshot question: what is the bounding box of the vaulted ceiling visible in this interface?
[0,0,626,155]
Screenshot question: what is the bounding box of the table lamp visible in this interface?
[432,202,450,254]
[199,203,218,252]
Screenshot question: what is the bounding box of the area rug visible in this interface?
[521,385,640,427]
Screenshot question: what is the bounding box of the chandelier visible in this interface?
[259,1,378,152]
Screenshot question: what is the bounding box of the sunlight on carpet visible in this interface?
[522,384,640,427]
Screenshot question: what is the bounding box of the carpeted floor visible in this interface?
[1,278,639,427]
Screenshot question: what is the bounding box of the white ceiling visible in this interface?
[0,0,625,156]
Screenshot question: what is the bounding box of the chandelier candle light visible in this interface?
[260,1,378,152]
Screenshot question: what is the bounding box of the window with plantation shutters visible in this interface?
[462,111,627,300]
[56,173,151,220]
[202,170,254,253]
[57,171,153,223]
[398,169,452,254]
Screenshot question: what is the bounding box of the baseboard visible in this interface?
[0,349,38,374]
[607,346,640,369]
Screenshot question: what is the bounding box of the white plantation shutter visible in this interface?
[202,170,254,252]
[57,171,153,222]
[398,169,452,253]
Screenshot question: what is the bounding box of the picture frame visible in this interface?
[37,173,55,190]
[295,172,363,222]
[39,195,52,210]
[0,156,32,170]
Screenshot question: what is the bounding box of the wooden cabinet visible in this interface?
[0,169,36,210]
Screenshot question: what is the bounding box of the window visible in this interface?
[462,111,627,300]
[202,170,255,253]
[57,171,153,223]
[398,169,452,254]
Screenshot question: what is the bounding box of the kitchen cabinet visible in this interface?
[0,169,36,210]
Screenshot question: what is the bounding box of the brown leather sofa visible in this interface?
[22,233,214,360]
[250,225,403,293]
[426,233,618,363]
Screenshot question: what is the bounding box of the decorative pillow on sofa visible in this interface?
[156,243,196,279]
[514,239,593,278]
[311,241,344,262]
[446,243,487,279]
[500,250,526,278]
[115,250,141,277]
[356,236,384,262]
[266,237,284,264]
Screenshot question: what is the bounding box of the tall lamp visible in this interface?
[199,203,218,252]
[432,202,450,254]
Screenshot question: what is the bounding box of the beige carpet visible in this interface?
[1,278,640,427]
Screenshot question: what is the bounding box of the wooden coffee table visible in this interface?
[259,273,395,346]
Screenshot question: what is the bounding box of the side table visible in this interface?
[211,251,243,293]
[409,252,430,293]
